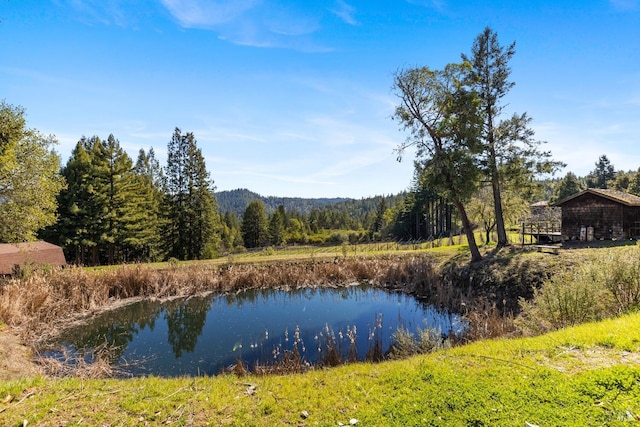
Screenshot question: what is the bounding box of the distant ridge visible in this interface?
[215,188,352,216]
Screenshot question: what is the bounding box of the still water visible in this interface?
[49,285,466,376]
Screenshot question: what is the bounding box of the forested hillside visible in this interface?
[216,188,349,216]
[217,188,404,219]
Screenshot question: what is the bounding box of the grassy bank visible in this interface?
[1,312,639,426]
[2,243,640,424]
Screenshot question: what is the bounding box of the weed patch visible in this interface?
[519,245,640,333]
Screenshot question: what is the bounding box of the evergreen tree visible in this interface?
[612,171,631,192]
[389,173,453,241]
[463,27,564,247]
[129,148,166,261]
[586,155,615,189]
[308,209,320,233]
[241,200,268,248]
[389,192,418,240]
[54,135,143,265]
[80,137,111,264]
[268,205,286,246]
[628,168,640,196]
[552,172,584,202]
[462,27,514,248]
[96,134,138,264]
[165,128,189,259]
[77,136,111,264]
[165,128,220,260]
[221,211,243,251]
[0,101,66,242]
[53,139,95,264]
[369,197,387,239]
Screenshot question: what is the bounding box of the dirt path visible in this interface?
[0,327,42,380]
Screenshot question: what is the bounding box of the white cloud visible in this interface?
[185,95,407,196]
[159,0,331,50]
[330,1,359,26]
[159,0,259,27]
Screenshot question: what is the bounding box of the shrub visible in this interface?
[523,270,612,333]
[327,232,349,244]
[596,247,640,313]
[518,247,640,334]
[306,234,326,244]
[389,325,450,359]
[263,246,275,256]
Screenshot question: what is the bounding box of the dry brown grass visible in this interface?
[1,250,552,357]
[0,256,447,343]
[35,344,127,379]
[460,299,519,341]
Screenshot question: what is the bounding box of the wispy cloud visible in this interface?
[330,0,359,26]
[158,0,345,51]
[405,0,447,11]
[534,119,640,177]
[58,0,147,27]
[159,0,259,27]
[57,0,337,50]
[0,66,116,97]
[186,91,405,196]
[610,0,638,11]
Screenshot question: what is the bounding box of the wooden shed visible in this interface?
[552,188,640,240]
[0,241,66,275]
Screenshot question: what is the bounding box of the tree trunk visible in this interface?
[491,175,508,247]
[453,199,482,263]
[489,143,508,247]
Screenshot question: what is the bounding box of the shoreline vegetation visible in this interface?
[1,242,640,424]
[0,245,544,345]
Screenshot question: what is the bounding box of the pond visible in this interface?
[46,285,466,377]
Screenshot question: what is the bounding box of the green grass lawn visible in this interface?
[2,312,639,426]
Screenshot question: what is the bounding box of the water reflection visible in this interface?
[47,285,466,377]
[165,296,213,358]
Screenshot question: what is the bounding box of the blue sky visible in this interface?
[1,0,639,198]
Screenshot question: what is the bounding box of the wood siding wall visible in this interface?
[560,193,640,240]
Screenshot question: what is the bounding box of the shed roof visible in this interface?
[0,241,66,274]
[530,200,549,208]
[552,188,640,207]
